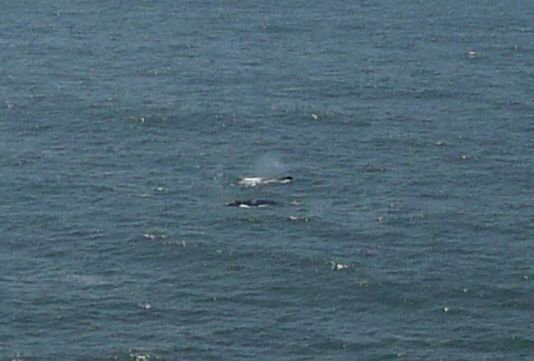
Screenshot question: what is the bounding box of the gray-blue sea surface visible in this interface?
[1,1,534,360]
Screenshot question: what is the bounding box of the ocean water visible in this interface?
[1,1,534,360]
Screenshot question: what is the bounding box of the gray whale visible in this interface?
[226,199,277,208]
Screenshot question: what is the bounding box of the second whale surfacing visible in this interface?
[226,199,277,208]
[237,176,293,188]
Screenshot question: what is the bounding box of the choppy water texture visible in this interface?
[1,1,534,360]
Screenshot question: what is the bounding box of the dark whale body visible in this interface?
[226,199,277,208]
